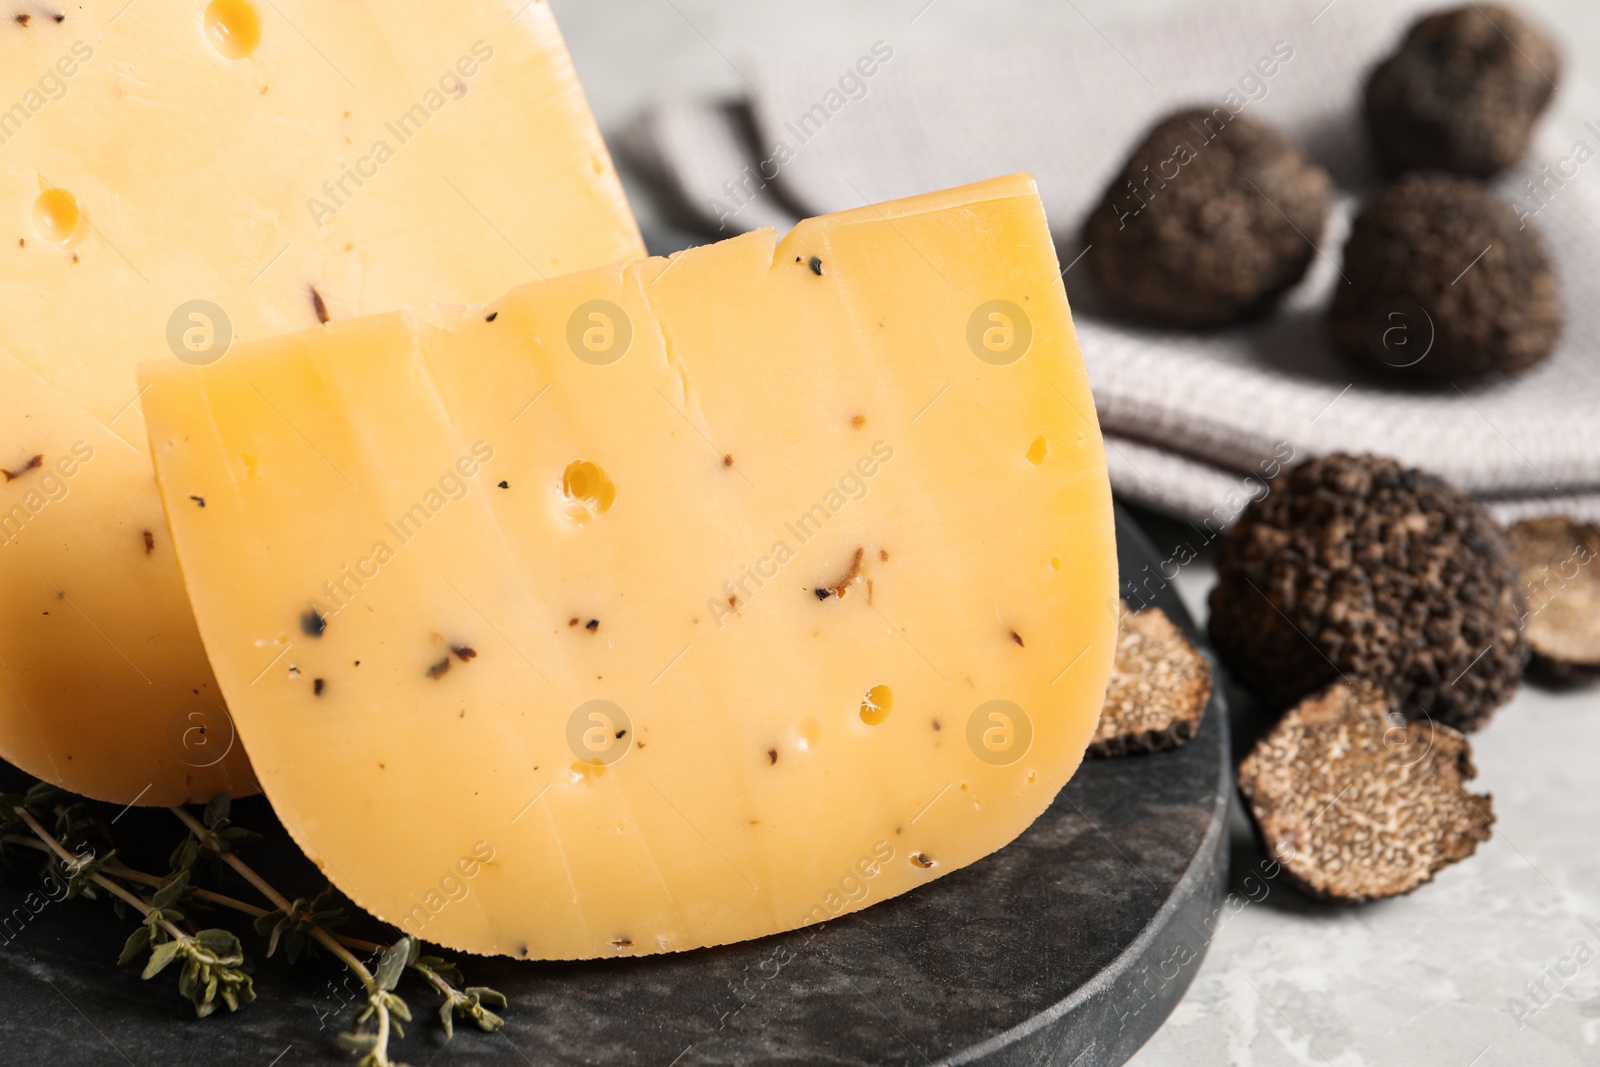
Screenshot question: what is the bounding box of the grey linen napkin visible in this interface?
[619,0,1600,528]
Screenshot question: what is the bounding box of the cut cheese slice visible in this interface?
[140,175,1117,959]
[0,0,641,805]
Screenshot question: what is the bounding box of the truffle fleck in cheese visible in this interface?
[0,0,641,805]
[141,175,1117,959]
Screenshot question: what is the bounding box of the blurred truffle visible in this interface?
[1330,172,1560,379]
[1365,3,1560,177]
[1508,516,1600,685]
[1084,107,1330,328]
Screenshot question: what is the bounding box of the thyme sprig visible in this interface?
[1,783,508,1057]
[10,806,255,1017]
[171,798,410,1065]
[412,952,508,1037]
[169,793,507,1062]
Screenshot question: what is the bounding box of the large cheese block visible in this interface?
[0,0,641,805]
[140,175,1118,959]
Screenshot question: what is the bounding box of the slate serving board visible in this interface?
[0,505,1231,1066]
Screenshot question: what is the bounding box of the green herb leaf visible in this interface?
[375,937,411,992]
[142,940,182,979]
[178,955,201,998]
[195,928,242,959]
[168,835,200,875]
[203,791,231,830]
[467,986,508,1010]
[151,870,188,910]
[417,954,462,985]
[337,1032,378,1054]
[117,926,152,966]
[62,847,114,900]
[220,825,263,847]
[384,991,412,1023]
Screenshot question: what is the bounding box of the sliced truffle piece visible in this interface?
[1365,4,1560,177]
[1238,682,1494,902]
[1508,516,1600,685]
[1083,107,1330,328]
[1330,172,1561,379]
[1209,453,1527,732]
[1090,601,1212,757]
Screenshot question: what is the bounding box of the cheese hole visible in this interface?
[205,0,261,59]
[1049,555,1062,571]
[571,759,608,782]
[32,188,85,247]
[859,685,893,726]
[797,715,822,751]
[561,460,616,523]
[1026,436,1048,466]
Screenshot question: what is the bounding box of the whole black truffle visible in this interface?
[1084,107,1331,328]
[1209,454,1527,732]
[1365,3,1560,177]
[1330,172,1561,379]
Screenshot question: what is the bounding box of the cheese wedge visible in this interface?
[141,175,1117,959]
[0,0,641,805]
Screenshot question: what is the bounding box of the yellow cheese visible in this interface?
[0,0,641,805]
[141,174,1117,959]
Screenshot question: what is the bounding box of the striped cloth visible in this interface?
[618,0,1600,528]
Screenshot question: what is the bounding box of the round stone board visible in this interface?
[0,505,1231,1066]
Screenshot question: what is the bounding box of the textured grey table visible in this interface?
[553,1,1600,1064]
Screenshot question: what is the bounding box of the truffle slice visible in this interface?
[1508,516,1600,685]
[1365,4,1560,177]
[1238,683,1494,903]
[1209,453,1527,732]
[1090,602,1211,757]
[1330,172,1561,379]
[1083,108,1331,328]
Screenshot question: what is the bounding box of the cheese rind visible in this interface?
[141,175,1117,959]
[0,0,642,804]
